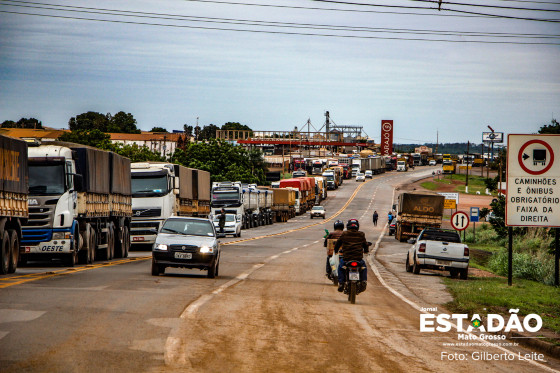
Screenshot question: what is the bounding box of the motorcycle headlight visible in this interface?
[155,243,168,251]
[199,245,214,254]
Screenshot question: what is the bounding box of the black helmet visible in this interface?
[347,219,359,230]
[333,220,344,230]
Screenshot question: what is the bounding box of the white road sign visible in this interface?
[438,192,459,203]
[506,134,560,227]
[451,211,469,231]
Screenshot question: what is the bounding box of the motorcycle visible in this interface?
[341,260,367,304]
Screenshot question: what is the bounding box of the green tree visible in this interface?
[538,119,559,134]
[107,111,140,133]
[1,118,43,129]
[183,124,193,137]
[58,129,113,149]
[112,143,165,162]
[69,111,109,132]
[199,124,219,140]
[150,126,168,133]
[170,139,267,184]
[221,122,252,131]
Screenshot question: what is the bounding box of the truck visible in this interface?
[314,176,327,203]
[130,162,210,246]
[210,182,274,229]
[396,158,408,172]
[312,160,324,175]
[279,178,311,214]
[406,228,469,279]
[0,134,28,274]
[21,141,132,266]
[412,153,422,166]
[393,192,445,242]
[442,158,456,174]
[272,188,296,222]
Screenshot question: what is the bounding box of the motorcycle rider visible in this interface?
[334,219,369,292]
[323,220,345,280]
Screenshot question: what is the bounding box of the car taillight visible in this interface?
[419,243,426,253]
[464,246,469,256]
[350,262,358,267]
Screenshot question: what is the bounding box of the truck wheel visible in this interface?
[123,226,130,258]
[8,230,19,274]
[108,223,115,260]
[88,228,96,264]
[0,231,9,275]
[459,268,468,280]
[405,255,413,273]
[412,254,421,274]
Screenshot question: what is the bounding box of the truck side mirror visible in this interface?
[73,174,83,191]
[392,204,396,211]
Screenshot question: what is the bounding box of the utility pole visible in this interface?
[466,141,470,193]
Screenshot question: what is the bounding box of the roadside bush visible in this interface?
[488,250,556,285]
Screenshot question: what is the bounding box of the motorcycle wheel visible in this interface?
[349,282,356,304]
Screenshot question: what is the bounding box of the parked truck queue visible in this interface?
[1,142,437,274]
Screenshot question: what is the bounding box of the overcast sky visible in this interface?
[1,0,559,144]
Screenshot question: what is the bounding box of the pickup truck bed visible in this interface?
[406,228,469,279]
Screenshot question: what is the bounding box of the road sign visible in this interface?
[470,207,480,223]
[451,211,470,231]
[444,200,456,209]
[438,192,459,203]
[506,134,560,227]
[482,132,504,143]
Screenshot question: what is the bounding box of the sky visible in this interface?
[1,0,559,144]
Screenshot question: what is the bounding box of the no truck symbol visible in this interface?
[518,139,555,175]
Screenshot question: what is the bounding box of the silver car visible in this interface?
[213,213,242,237]
[152,217,223,278]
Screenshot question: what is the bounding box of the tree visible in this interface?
[1,118,43,129]
[150,127,168,133]
[58,129,113,149]
[183,124,193,137]
[199,124,219,140]
[107,111,140,133]
[221,122,252,132]
[68,111,109,132]
[538,119,559,134]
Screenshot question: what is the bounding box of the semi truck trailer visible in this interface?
[394,191,445,242]
[130,162,210,246]
[21,141,132,265]
[0,134,28,274]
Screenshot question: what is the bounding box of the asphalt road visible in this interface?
[1,168,559,373]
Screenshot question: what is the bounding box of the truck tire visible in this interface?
[459,268,468,280]
[8,230,19,274]
[122,226,130,258]
[412,254,421,274]
[88,227,96,264]
[0,232,9,275]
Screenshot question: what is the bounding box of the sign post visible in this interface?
[506,134,560,286]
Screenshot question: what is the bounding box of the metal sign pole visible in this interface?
[508,226,513,286]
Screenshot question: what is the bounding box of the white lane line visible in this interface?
[367,213,558,372]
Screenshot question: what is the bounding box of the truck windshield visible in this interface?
[323,174,334,181]
[29,164,65,195]
[131,175,169,197]
[212,191,240,201]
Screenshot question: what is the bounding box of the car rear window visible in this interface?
[420,231,461,243]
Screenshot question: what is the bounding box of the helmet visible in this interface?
[347,219,359,230]
[333,220,344,230]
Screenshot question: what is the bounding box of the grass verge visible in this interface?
[443,276,560,337]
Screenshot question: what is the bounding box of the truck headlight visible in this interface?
[200,245,214,253]
[53,232,71,240]
[155,244,168,251]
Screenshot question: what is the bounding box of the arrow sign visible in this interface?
[451,211,470,231]
[522,153,530,161]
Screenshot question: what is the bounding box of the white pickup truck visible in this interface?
[405,228,469,279]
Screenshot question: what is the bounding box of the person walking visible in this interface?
[372,211,378,226]
[218,208,226,234]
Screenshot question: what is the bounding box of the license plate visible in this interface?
[174,252,192,259]
[436,260,451,266]
[349,272,360,281]
[133,237,145,242]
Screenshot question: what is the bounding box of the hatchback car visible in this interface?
[213,213,241,237]
[365,170,373,178]
[310,205,326,219]
[429,160,437,166]
[355,173,365,182]
[152,217,223,278]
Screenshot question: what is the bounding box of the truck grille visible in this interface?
[132,208,162,218]
[131,221,160,235]
[25,206,54,228]
[21,229,53,245]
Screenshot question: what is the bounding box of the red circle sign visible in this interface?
[517,139,555,175]
[451,211,470,231]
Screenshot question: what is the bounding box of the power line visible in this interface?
[312,0,560,21]
[405,0,560,12]
[2,9,559,44]
[3,1,559,39]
